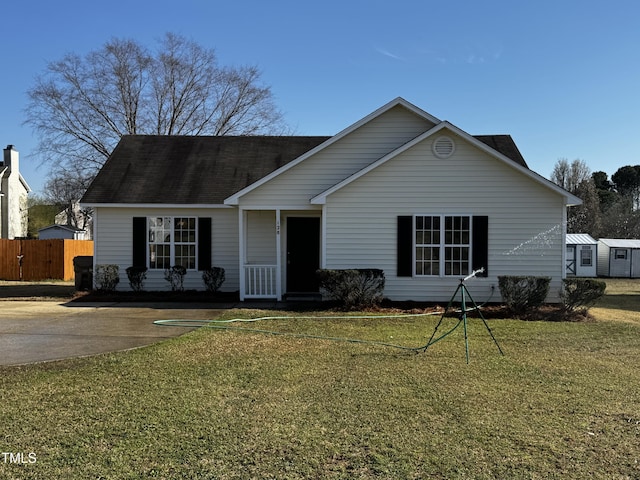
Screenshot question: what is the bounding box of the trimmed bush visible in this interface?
[164,265,187,292]
[126,266,148,292]
[94,264,120,292]
[498,275,551,316]
[560,278,606,313]
[317,268,385,309]
[202,267,226,293]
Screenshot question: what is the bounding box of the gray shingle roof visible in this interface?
[81,133,528,205]
[81,135,331,204]
[474,135,528,168]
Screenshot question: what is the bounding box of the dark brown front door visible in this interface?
[286,217,320,292]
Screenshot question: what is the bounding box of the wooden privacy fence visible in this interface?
[0,239,94,281]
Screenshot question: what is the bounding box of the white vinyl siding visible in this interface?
[238,105,435,207]
[93,207,238,292]
[245,211,277,265]
[323,132,566,302]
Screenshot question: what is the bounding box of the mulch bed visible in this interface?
[1,283,592,321]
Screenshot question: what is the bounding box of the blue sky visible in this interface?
[2,0,639,195]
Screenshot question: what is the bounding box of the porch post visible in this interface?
[321,205,327,268]
[275,209,282,301]
[238,208,246,301]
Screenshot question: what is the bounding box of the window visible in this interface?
[148,216,197,269]
[614,249,628,260]
[580,246,592,267]
[415,215,470,276]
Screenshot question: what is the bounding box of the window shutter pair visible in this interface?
[397,216,488,277]
[132,217,212,270]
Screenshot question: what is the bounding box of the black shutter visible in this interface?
[132,217,147,268]
[472,216,489,277]
[397,216,413,277]
[198,217,212,271]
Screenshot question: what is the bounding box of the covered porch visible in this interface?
[238,208,323,300]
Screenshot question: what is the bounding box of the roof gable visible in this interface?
[310,121,581,206]
[223,97,440,205]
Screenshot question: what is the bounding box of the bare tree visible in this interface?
[550,158,591,194]
[567,179,602,237]
[25,32,286,185]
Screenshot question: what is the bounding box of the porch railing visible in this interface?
[244,265,277,298]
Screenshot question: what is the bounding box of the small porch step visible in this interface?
[283,292,323,302]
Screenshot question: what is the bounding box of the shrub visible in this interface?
[94,264,120,292]
[126,266,148,292]
[498,275,551,316]
[317,268,385,309]
[560,278,606,313]
[202,267,226,293]
[164,265,187,292]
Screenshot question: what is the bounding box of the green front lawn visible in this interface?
[1,284,639,479]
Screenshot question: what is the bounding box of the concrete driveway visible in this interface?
[0,300,229,366]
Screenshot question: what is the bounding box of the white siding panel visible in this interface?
[324,134,566,302]
[94,207,239,292]
[246,211,276,264]
[239,105,435,206]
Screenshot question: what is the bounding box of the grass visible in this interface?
[1,281,639,479]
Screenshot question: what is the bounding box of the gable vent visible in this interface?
[432,136,455,158]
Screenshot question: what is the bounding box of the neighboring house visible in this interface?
[81,98,581,302]
[0,145,31,239]
[566,234,598,277]
[54,201,92,239]
[38,224,88,240]
[597,238,640,278]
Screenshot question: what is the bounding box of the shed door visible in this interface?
[566,246,576,275]
[632,250,640,278]
[286,217,320,292]
[610,249,631,277]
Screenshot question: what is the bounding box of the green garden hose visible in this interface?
[154,311,463,353]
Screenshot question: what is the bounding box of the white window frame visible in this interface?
[148,216,198,270]
[414,214,472,277]
[580,246,592,267]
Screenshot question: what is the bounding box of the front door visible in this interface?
[286,217,320,292]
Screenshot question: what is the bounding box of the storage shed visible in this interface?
[38,224,88,240]
[597,238,640,278]
[566,233,597,277]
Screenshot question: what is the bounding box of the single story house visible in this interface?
[81,97,581,302]
[566,233,598,277]
[597,238,640,278]
[38,224,88,240]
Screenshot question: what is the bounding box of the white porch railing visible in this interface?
[244,265,277,298]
